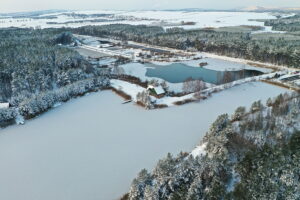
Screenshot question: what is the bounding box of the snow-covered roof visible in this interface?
[147,85,154,89]
[147,85,165,95]
[154,86,165,95]
[0,103,9,109]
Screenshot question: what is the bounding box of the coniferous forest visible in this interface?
[0,28,109,126]
[124,92,300,200]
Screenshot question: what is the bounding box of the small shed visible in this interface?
[147,85,165,98]
[0,103,10,109]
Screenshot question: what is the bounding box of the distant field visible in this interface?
[0,10,278,31]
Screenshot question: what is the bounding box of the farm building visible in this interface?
[147,85,165,98]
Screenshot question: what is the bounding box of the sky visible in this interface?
[0,0,300,13]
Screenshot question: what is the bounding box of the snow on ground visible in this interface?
[201,52,288,71]
[191,142,207,158]
[155,94,194,106]
[181,57,273,73]
[114,11,277,30]
[0,10,279,32]
[110,79,145,100]
[0,12,153,29]
[167,83,186,93]
[110,79,147,101]
[98,57,117,65]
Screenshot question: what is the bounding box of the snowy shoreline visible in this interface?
[110,70,286,108]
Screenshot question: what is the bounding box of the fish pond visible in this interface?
[145,63,263,84]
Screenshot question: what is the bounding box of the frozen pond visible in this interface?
[145,63,263,84]
[0,82,288,200]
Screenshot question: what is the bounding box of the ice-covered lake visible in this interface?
[0,82,288,200]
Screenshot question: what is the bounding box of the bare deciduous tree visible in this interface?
[182,78,206,94]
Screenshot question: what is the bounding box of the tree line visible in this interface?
[265,14,300,32]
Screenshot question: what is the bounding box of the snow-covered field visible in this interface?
[0,10,281,32]
[116,11,277,30]
[0,82,288,200]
